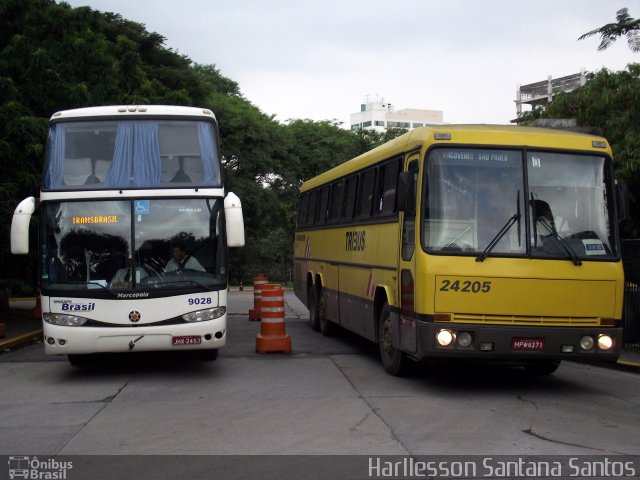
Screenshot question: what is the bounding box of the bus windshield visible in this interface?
[41,198,227,294]
[425,148,526,256]
[527,151,616,260]
[43,119,221,190]
[424,148,617,260]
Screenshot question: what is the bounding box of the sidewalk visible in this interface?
[1,295,639,372]
[0,298,43,350]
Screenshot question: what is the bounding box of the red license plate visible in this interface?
[512,337,545,351]
[172,336,202,346]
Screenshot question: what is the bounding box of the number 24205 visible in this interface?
[440,280,492,293]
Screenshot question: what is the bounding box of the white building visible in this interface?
[350,97,444,132]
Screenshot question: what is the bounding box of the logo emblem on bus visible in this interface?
[129,310,141,322]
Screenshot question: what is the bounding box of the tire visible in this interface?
[67,354,92,367]
[196,348,219,361]
[524,360,560,375]
[318,287,336,337]
[378,303,409,376]
[308,284,320,331]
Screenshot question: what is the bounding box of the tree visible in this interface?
[578,7,640,52]
[519,64,640,237]
[0,0,408,288]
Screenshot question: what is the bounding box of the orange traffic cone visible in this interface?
[32,296,42,320]
[256,284,291,353]
[249,274,269,321]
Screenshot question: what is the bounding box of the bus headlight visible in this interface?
[579,335,595,351]
[43,313,87,327]
[597,334,614,351]
[457,331,473,348]
[436,329,455,347]
[182,307,226,323]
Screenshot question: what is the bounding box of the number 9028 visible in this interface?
[188,297,213,305]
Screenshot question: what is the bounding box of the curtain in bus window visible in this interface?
[197,122,220,185]
[44,124,65,188]
[105,122,133,188]
[105,122,161,188]
[132,122,161,187]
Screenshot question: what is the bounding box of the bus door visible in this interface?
[397,156,419,353]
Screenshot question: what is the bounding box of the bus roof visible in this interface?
[50,105,217,122]
[300,124,612,192]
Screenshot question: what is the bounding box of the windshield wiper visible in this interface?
[53,281,119,297]
[151,279,211,291]
[476,190,521,263]
[537,218,582,266]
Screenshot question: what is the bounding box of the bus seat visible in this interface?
[63,157,92,186]
[170,169,192,183]
[84,174,101,185]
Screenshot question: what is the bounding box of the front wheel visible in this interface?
[378,303,409,376]
[195,348,219,361]
[68,354,93,367]
[524,360,560,375]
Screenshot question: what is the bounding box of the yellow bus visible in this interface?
[293,125,625,375]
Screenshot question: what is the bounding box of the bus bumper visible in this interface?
[42,315,227,355]
[414,322,622,361]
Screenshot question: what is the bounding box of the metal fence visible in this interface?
[622,239,640,344]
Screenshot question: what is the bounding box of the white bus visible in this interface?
[11,105,245,365]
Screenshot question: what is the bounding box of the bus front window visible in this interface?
[527,152,617,260]
[424,148,525,256]
[41,198,226,295]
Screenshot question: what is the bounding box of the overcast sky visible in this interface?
[64,0,640,126]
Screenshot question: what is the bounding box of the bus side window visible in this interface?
[315,186,330,225]
[307,190,317,225]
[401,160,419,261]
[328,181,344,224]
[297,192,309,227]
[376,158,401,216]
[343,175,358,221]
[356,168,376,219]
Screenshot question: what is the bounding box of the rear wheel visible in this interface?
[318,287,336,336]
[378,303,409,376]
[524,360,560,375]
[308,284,320,331]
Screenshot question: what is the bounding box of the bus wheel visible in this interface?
[524,360,560,375]
[67,354,92,367]
[318,287,336,337]
[308,285,320,331]
[195,348,219,361]
[378,303,409,376]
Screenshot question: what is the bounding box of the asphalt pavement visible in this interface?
[2,290,639,368]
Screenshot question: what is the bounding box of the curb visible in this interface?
[616,359,640,371]
[0,329,43,350]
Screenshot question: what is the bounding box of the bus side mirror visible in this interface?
[224,192,245,248]
[11,197,36,254]
[616,179,629,222]
[397,171,416,214]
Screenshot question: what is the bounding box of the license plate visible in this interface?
[172,336,202,346]
[512,337,545,351]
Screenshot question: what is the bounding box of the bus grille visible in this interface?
[451,314,601,327]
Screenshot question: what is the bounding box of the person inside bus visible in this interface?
[531,199,557,236]
[165,242,205,272]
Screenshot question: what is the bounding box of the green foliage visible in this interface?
[519,64,640,236]
[578,7,640,52]
[0,0,404,287]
